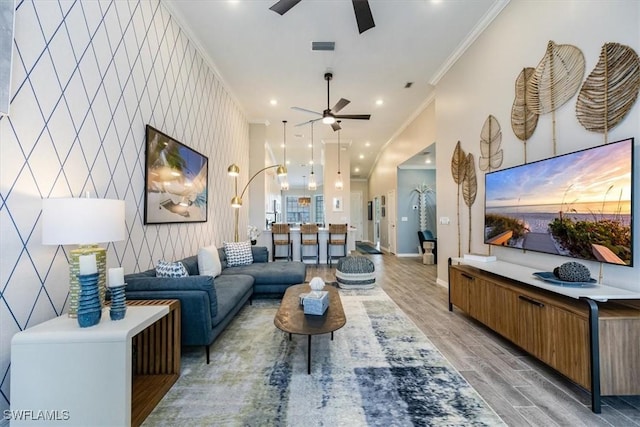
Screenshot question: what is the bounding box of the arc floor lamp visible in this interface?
[228,163,286,242]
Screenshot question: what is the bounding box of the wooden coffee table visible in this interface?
[274,283,346,374]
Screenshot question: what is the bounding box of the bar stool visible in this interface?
[300,224,319,264]
[327,223,348,266]
[271,223,292,261]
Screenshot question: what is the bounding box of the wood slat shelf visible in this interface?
[126,300,181,427]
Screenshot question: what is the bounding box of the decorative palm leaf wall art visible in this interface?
[576,42,640,143]
[526,40,586,154]
[463,153,477,254]
[451,141,467,257]
[511,67,539,162]
[479,115,504,172]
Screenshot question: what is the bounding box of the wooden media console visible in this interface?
[448,258,640,413]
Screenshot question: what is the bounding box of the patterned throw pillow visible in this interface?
[223,241,253,267]
[156,260,189,278]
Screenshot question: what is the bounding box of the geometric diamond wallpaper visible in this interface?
[0,0,249,415]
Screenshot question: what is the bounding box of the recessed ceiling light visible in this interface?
[359,154,364,159]
[286,160,290,165]
[280,143,285,148]
[354,167,360,172]
[270,99,277,106]
[365,141,371,147]
[425,159,432,164]
[308,143,312,148]
[375,99,384,106]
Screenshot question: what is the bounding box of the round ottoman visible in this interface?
[336,256,376,289]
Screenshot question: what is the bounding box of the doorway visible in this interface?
[350,191,363,241]
[373,196,381,247]
[387,190,397,254]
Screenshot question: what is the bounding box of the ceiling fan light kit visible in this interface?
[293,72,372,132]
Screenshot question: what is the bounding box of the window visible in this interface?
[314,195,324,225]
[286,195,310,223]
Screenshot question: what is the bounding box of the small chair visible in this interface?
[327,223,348,266]
[300,224,319,264]
[271,223,292,261]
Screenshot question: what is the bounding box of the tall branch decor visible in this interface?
[526,40,585,154]
[450,141,467,257]
[511,67,539,162]
[412,183,435,232]
[463,153,477,254]
[479,115,503,173]
[576,42,640,144]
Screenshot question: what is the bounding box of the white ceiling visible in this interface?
[164,0,507,187]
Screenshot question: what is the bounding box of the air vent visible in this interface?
[404,82,413,88]
[312,41,335,51]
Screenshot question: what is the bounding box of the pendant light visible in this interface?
[308,121,317,191]
[298,175,311,206]
[335,120,343,190]
[280,120,289,191]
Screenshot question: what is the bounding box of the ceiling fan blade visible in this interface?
[352,0,375,34]
[334,114,371,120]
[331,122,342,132]
[269,0,302,15]
[291,106,322,116]
[332,98,350,113]
[295,118,321,127]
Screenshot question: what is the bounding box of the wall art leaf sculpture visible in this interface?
[479,115,504,172]
[451,141,467,257]
[576,42,640,143]
[527,41,585,154]
[511,67,539,162]
[463,153,477,254]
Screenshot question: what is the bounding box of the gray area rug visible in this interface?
[144,287,504,426]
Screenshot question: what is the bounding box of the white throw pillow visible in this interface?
[197,245,222,277]
[223,241,253,267]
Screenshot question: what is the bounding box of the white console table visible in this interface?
[10,303,178,426]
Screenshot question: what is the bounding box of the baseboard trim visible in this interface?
[436,278,449,289]
[396,253,421,258]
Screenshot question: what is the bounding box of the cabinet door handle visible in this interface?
[461,273,474,281]
[518,295,544,308]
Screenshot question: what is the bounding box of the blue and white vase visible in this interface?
[109,284,127,321]
[77,272,102,328]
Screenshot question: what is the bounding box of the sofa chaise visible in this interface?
[123,246,306,363]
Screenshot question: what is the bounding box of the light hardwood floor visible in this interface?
[305,253,640,427]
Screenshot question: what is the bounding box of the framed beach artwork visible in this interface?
[144,125,208,224]
[332,196,343,212]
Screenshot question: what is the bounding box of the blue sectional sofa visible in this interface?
[124,246,306,363]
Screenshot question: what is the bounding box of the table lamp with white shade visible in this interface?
[42,197,126,317]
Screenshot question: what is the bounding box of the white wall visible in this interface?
[369,101,436,248]
[0,0,249,414]
[435,0,639,290]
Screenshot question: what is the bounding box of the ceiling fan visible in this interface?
[292,72,371,132]
[269,0,375,34]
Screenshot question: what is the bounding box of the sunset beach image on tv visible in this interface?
[484,138,633,266]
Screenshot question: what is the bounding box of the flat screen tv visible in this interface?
[484,138,633,266]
